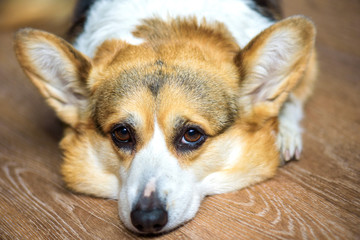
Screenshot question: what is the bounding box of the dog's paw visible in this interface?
[277,122,302,165]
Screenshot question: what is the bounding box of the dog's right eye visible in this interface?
[113,127,131,142]
[111,125,135,150]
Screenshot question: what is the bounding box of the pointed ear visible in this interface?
[236,16,316,124]
[14,28,91,127]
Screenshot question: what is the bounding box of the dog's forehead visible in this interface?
[91,61,238,135]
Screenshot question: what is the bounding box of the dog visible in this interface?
[14,0,317,234]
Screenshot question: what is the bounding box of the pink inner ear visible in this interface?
[244,29,300,103]
[16,30,91,127]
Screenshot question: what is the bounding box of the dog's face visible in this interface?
[91,44,241,231]
[15,16,315,233]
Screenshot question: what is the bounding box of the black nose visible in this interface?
[130,192,168,233]
[131,208,168,233]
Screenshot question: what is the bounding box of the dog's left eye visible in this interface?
[111,125,135,150]
[176,127,206,152]
[182,129,202,143]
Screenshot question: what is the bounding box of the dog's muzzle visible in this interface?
[130,190,168,233]
[130,177,168,233]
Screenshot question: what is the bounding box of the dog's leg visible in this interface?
[277,94,304,164]
[277,52,317,165]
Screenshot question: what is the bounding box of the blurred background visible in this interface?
[0,0,76,35]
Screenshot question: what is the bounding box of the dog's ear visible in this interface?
[236,16,316,124]
[14,28,91,127]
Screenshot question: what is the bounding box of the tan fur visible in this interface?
[191,118,279,176]
[60,126,120,198]
[292,50,318,102]
[133,17,240,62]
[14,28,91,128]
[236,17,316,125]
[14,15,316,204]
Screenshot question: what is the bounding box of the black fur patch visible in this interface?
[148,60,165,96]
[148,81,162,96]
[67,0,97,41]
[250,0,282,20]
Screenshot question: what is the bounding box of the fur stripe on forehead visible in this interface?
[91,62,238,135]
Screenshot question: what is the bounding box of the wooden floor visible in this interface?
[1,0,359,239]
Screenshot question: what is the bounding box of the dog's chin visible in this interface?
[117,184,203,235]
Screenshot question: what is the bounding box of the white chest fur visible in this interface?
[74,0,274,57]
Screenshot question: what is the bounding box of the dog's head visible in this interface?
[14,16,315,233]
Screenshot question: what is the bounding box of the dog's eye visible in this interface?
[182,129,202,143]
[113,127,131,142]
[111,125,135,150]
[176,127,206,152]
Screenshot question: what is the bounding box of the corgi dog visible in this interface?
[14,0,317,234]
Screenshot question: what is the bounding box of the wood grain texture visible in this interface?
[0,0,359,239]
